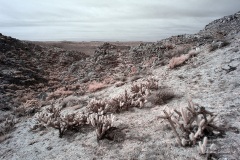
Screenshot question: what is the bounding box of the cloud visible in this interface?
[0,0,239,41]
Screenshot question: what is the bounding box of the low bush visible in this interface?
[87,81,107,92]
[168,49,199,69]
[0,116,17,136]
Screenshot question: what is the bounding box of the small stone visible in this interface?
[46,146,53,150]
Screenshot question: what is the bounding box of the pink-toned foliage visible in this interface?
[168,49,199,69]
[87,81,107,92]
[168,54,190,69]
[47,87,74,100]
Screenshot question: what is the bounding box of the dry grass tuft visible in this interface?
[87,81,107,92]
[47,87,74,100]
[168,54,190,69]
[168,49,199,69]
[14,99,40,117]
[0,116,17,136]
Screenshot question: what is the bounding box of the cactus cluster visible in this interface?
[87,112,115,140]
[159,99,225,154]
[33,104,88,138]
[87,77,159,114]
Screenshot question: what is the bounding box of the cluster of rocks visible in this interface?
[201,11,240,39]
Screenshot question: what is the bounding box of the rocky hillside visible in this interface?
[0,11,240,160]
[0,34,88,111]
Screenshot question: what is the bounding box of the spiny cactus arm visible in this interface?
[198,137,208,154]
[159,109,182,146]
[189,132,196,145]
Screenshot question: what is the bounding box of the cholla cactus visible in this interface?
[33,104,61,129]
[145,77,158,90]
[131,83,146,95]
[180,107,190,126]
[159,99,224,148]
[131,77,158,95]
[86,89,147,114]
[199,137,208,154]
[87,98,107,113]
[87,113,115,140]
[61,112,88,130]
[33,105,88,138]
[86,78,159,115]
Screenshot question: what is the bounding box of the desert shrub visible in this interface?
[47,87,74,100]
[87,83,151,114]
[208,43,219,52]
[14,99,40,117]
[208,40,230,52]
[0,116,17,136]
[165,45,191,58]
[131,83,145,94]
[87,81,107,92]
[168,54,190,69]
[168,49,199,69]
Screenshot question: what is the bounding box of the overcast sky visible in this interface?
[0,0,239,41]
